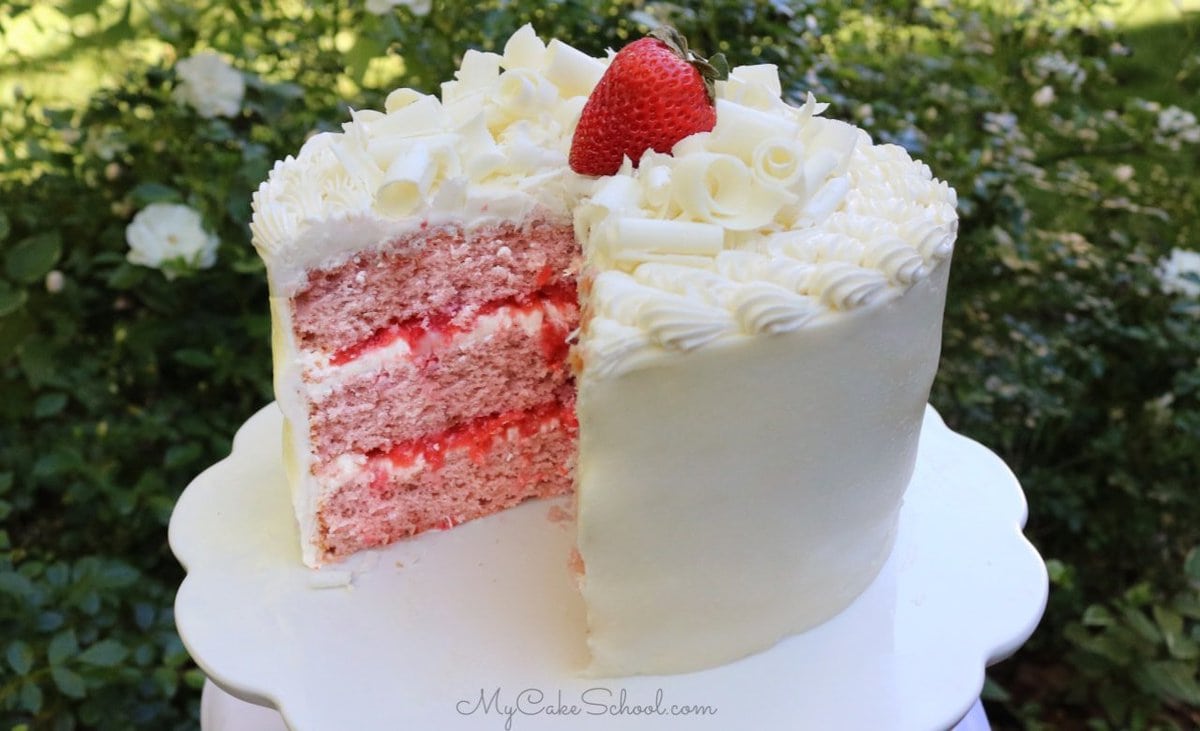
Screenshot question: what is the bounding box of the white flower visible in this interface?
[1157,248,1200,298]
[1032,85,1056,107]
[1032,52,1086,91]
[173,51,245,118]
[1155,105,1200,150]
[983,111,1018,136]
[365,0,431,15]
[125,203,219,278]
[1112,164,1134,183]
[45,270,65,294]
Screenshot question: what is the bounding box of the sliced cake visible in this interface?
[251,25,957,675]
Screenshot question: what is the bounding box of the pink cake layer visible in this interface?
[307,296,577,459]
[316,401,577,560]
[293,218,577,355]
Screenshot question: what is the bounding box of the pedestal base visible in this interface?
[173,404,1047,731]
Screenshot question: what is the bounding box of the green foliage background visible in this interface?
[1,0,1198,728]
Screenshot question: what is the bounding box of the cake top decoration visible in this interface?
[569,27,727,176]
[250,25,958,377]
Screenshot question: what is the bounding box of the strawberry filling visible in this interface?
[375,399,578,474]
[329,281,578,367]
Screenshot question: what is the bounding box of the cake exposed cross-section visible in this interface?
[251,25,958,676]
[277,217,579,563]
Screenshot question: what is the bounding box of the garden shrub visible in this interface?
[1,1,1197,728]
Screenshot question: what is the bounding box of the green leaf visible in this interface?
[18,680,42,713]
[50,665,86,699]
[18,337,57,389]
[94,0,133,44]
[1045,558,1069,585]
[5,232,62,283]
[133,604,155,630]
[708,52,730,80]
[345,34,386,84]
[0,211,9,242]
[78,640,128,668]
[164,442,202,469]
[183,668,206,689]
[981,675,1011,702]
[60,0,103,16]
[33,392,68,418]
[47,629,78,666]
[92,562,138,590]
[106,261,146,290]
[230,256,265,274]
[1155,605,1185,640]
[129,182,179,206]
[1123,606,1163,645]
[0,309,34,362]
[45,563,68,587]
[1185,546,1200,585]
[0,281,26,317]
[0,569,35,600]
[33,447,82,478]
[1139,660,1200,705]
[36,611,64,632]
[173,348,215,368]
[153,666,179,698]
[1174,593,1200,620]
[1083,604,1115,627]
[7,641,34,675]
[1155,605,1200,660]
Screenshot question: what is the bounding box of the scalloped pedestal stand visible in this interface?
[171,404,1047,731]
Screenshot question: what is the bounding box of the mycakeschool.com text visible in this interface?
[455,687,719,729]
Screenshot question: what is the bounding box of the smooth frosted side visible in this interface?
[575,261,950,676]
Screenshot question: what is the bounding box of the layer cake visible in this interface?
[250,25,957,676]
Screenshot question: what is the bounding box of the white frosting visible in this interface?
[251,26,958,377]
[576,261,951,676]
[269,296,321,567]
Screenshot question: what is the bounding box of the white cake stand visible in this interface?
[170,403,1047,731]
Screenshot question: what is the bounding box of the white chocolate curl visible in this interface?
[545,39,607,98]
[598,218,725,267]
[708,99,800,160]
[751,137,805,190]
[670,153,790,231]
[375,146,433,217]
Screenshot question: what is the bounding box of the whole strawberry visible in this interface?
[569,28,727,176]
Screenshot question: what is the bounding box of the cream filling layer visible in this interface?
[313,411,574,485]
[300,297,576,401]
